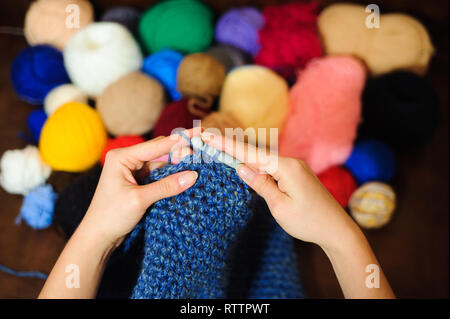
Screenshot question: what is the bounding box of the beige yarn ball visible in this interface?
[97,72,165,136]
[349,182,396,229]
[44,84,88,116]
[318,3,434,76]
[219,65,289,146]
[202,112,243,136]
[177,53,226,101]
[24,0,94,50]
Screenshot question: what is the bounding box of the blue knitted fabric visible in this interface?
[226,194,304,299]
[111,155,304,299]
[131,155,252,298]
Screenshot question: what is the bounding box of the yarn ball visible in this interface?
[97,72,165,136]
[39,102,107,172]
[279,56,366,174]
[27,109,47,144]
[318,3,434,76]
[138,0,214,54]
[206,45,248,72]
[202,112,243,136]
[349,182,396,229]
[255,1,322,81]
[11,45,70,105]
[47,171,80,193]
[318,166,358,208]
[100,136,145,165]
[142,49,183,101]
[0,145,51,195]
[53,166,102,238]
[215,7,264,55]
[17,184,57,230]
[219,65,289,146]
[360,71,440,150]
[64,22,143,97]
[24,0,94,50]
[101,6,141,36]
[44,84,88,116]
[152,98,201,138]
[345,140,396,185]
[177,53,226,100]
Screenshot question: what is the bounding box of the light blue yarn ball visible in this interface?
[345,139,396,185]
[142,49,183,100]
[18,184,58,230]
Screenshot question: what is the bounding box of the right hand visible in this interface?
[201,132,361,252]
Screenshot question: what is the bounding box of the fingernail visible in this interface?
[237,165,256,182]
[178,171,198,188]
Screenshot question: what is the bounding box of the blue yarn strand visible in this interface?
[0,264,48,280]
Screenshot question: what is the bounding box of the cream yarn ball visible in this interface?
[0,146,51,195]
[97,72,165,136]
[24,0,94,50]
[64,22,143,97]
[44,84,88,116]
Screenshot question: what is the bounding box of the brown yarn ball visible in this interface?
[202,112,243,136]
[24,0,94,50]
[177,53,226,101]
[97,72,165,136]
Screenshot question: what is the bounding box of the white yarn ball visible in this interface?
[0,146,51,195]
[44,84,88,116]
[64,22,143,97]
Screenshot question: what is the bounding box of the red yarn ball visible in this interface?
[100,135,145,165]
[318,166,357,208]
[255,1,322,81]
[152,98,209,138]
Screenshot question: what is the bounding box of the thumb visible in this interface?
[138,170,198,207]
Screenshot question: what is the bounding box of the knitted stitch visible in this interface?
[226,194,304,299]
[131,155,252,298]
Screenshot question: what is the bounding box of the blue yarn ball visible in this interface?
[18,184,58,230]
[345,140,396,185]
[142,49,183,101]
[27,109,47,144]
[11,45,70,105]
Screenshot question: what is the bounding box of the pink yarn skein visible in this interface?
[279,56,366,173]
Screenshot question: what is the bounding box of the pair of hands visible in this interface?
[81,128,358,255]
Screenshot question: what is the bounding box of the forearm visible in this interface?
[39,218,115,299]
[322,222,395,299]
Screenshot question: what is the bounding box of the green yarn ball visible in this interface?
[139,0,214,54]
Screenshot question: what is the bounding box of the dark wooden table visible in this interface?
[0,0,448,298]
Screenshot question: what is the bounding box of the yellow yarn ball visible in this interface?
[349,182,396,229]
[24,0,94,50]
[39,102,107,172]
[219,65,289,146]
[318,3,434,76]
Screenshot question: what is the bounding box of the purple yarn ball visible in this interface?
[215,7,264,56]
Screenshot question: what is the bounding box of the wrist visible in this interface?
[74,215,118,263]
[320,216,366,260]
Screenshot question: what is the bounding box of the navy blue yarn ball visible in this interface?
[11,45,70,105]
[27,109,47,144]
[345,140,396,185]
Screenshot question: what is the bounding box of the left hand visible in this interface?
[79,130,199,249]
